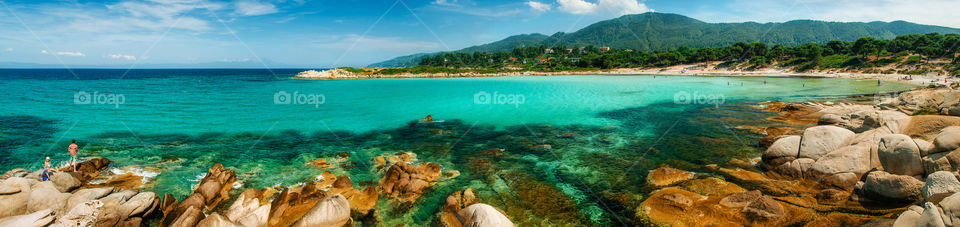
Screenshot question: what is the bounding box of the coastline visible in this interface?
[293,63,958,86]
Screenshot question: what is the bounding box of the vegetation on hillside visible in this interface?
[368,12,960,67]
[412,33,960,76]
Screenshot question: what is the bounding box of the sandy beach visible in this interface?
[294,63,959,86]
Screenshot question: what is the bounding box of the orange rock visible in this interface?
[374,156,386,165]
[558,132,576,138]
[379,162,445,202]
[308,158,333,169]
[681,177,746,196]
[646,166,695,187]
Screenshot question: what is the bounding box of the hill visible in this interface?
[368,12,960,67]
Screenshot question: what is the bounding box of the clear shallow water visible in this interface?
[0,69,916,225]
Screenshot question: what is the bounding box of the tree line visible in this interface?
[416,33,960,75]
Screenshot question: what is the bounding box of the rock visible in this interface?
[196,212,242,227]
[918,139,937,156]
[26,186,69,214]
[680,177,746,196]
[444,188,481,212]
[809,145,872,176]
[456,203,514,227]
[921,150,960,174]
[119,192,158,218]
[719,190,762,208]
[169,206,203,227]
[817,172,859,191]
[819,114,844,125]
[940,193,960,227]
[56,200,103,227]
[816,189,850,204]
[48,172,81,193]
[308,158,333,169]
[742,196,786,221]
[934,127,960,153]
[862,171,923,202]
[379,162,444,202]
[901,115,960,141]
[65,187,114,213]
[771,158,814,178]
[0,185,19,195]
[558,132,576,138]
[919,202,947,227]
[894,208,922,227]
[923,171,960,203]
[646,166,694,187]
[763,135,801,166]
[0,209,54,227]
[0,169,29,180]
[291,194,350,227]
[195,164,237,208]
[878,134,925,176]
[798,126,855,160]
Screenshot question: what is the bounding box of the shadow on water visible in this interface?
[0,99,785,226]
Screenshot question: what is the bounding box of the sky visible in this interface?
[0,0,958,68]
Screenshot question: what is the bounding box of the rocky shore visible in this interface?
[635,85,960,226]
[0,152,513,226]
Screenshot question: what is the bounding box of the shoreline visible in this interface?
[293,63,959,86]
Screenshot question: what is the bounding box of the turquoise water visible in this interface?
[0,69,916,225]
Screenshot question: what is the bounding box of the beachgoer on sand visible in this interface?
[69,139,79,172]
[42,157,57,181]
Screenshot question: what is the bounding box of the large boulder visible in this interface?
[798,126,855,160]
[878,134,925,176]
[48,172,81,193]
[291,194,350,227]
[933,127,960,153]
[923,171,960,203]
[921,150,960,175]
[0,169,29,180]
[918,202,947,227]
[26,186,69,213]
[646,167,694,187]
[763,136,800,166]
[917,139,937,156]
[809,145,872,177]
[893,207,922,227]
[901,115,960,141]
[196,212,242,227]
[940,193,960,227]
[456,203,515,227]
[0,209,54,227]
[56,200,103,227]
[862,171,923,202]
[830,110,910,133]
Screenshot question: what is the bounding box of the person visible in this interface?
[68,139,79,172]
[42,157,57,181]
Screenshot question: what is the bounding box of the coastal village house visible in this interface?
[600,46,611,52]
[544,48,555,54]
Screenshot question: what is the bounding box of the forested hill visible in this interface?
[368,12,960,67]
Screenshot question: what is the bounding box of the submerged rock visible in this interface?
[456,204,514,227]
[645,166,694,187]
[762,135,801,166]
[379,162,444,202]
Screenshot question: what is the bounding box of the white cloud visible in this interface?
[526,1,551,12]
[41,50,85,57]
[234,0,278,16]
[556,0,651,16]
[700,0,960,28]
[432,0,458,6]
[109,54,137,60]
[4,48,11,52]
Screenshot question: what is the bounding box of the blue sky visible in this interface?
[0,0,958,68]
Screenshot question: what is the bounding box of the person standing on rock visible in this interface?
[68,139,79,172]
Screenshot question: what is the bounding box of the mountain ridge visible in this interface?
[368,12,960,67]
